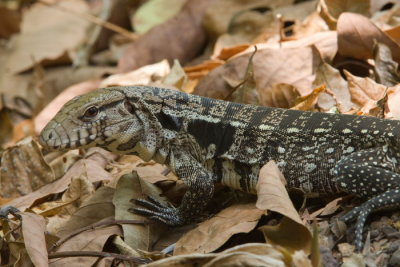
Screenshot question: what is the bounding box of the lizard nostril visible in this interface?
[48,132,53,139]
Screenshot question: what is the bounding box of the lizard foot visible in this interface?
[129,197,187,226]
[339,189,400,251]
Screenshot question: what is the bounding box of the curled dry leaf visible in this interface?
[195,45,322,99]
[259,83,300,108]
[145,243,286,267]
[337,12,400,63]
[101,60,170,88]
[344,70,386,115]
[174,203,264,255]
[113,171,165,251]
[256,161,312,254]
[373,42,400,87]
[319,0,370,29]
[55,186,115,238]
[5,148,116,211]
[313,63,352,112]
[20,212,48,267]
[0,137,55,198]
[49,224,122,266]
[6,0,91,73]
[118,0,214,72]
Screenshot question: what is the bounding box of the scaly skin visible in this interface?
[40,86,400,250]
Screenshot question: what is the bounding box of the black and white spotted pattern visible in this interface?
[39,86,400,251]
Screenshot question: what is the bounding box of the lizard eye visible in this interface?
[84,106,98,118]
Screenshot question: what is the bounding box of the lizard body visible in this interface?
[39,86,400,250]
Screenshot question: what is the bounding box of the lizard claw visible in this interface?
[129,197,187,226]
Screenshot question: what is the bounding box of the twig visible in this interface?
[49,219,147,252]
[37,0,139,41]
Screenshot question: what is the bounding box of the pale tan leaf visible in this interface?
[20,212,48,267]
[6,148,116,211]
[101,60,171,88]
[373,42,400,87]
[113,171,165,251]
[337,12,400,62]
[313,63,353,112]
[49,225,122,266]
[6,0,91,73]
[345,70,386,115]
[195,45,322,99]
[174,203,264,255]
[259,83,300,108]
[256,161,311,253]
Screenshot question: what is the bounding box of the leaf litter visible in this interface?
[1,0,400,266]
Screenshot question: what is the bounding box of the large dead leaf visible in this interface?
[0,6,21,39]
[174,203,264,255]
[49,224,122,266]
[118,0,215,72]
[313,63,352,112]
[256,161,312,254]
[6,0,91,73]
[0,137,55,198]
[345,70,386,115]
[113,171,165,251]
[55,186,115,238]
[20,212,48,267]
[373,42,400,87]
[195,45,322,99]
[319,0,370,29]
[337,12,400,63]
[5,148,116,211]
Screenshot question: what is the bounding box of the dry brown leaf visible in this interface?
[6,0,91,73]
[256,161,312,254]
[373,42,400,87]
[6,148,116,211]
[55,186,115,238]
[319,0,370,29]
[291,84,326,111]
[337,12,400,63]
[49,224,122,266]
[113,171,165,251]
[20,212,48,267]
[384,25,400,44]
[214,44,251,61]
[259,83,300,108]
[101,60,170,88]
[34,79,101,134]
[118,0,214,72]
[313,63,352,112]
[0,137,55,198]
[195,45,322,99]
[174,203,264,255]
[345,70,387,114]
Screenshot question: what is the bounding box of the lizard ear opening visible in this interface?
[124,99,134,114]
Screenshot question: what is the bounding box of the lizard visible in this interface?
[39,85,400,251]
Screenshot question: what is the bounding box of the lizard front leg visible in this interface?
[132,152,215,226]
[334,146,400,250]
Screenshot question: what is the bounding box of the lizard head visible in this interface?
[39,87,145,153]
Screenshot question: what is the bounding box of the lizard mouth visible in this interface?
[39,124,98,150]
